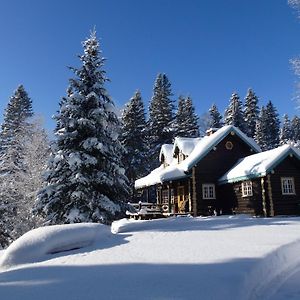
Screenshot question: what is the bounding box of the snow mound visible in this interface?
[240,238,300,300]
[0,223,108,269]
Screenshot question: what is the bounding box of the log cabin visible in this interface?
[135,125,300,217]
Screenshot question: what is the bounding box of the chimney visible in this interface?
[206,128,218,136]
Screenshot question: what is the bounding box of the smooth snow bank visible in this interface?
[0,223,108,269]
[240,239,300,300]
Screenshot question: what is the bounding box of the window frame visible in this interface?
[202,184,216,199]
[281,177,296,195]
[162,189,169,204]
[242,181,253,197]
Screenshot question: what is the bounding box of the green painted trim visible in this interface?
[218,172,266,185]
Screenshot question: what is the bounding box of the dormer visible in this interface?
[172,137,201,164]
[159,144,174,167]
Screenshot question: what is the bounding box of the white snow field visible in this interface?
[1,216,300,299]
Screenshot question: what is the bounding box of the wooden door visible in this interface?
[177,186,185,213]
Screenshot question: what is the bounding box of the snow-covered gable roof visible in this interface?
[179,125,261,172]
[135,125,261,189]
[173,137,202,156]
[159,144,174,165]
[219,144,300,184]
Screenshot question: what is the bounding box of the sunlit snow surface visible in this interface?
[1,216,300,299]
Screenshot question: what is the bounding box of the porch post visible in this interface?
[192,166,197,217]
[168,184,171,214]
[267,174,274,217]
[261,177,267,217]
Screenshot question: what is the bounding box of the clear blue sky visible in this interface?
[0,0,300,132]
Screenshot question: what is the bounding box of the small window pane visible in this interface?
[281,177,295,195]
[202,184,216,199]
[242,181,253,197]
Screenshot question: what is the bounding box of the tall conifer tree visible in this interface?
[254,106,268,151]
[224,93,246,132]
[0,85,33,174]
[35,30,129,225]
[291,115,300,147]
[265,101,280,149]
[121,91,148,199]
[244,88,259,137]
[208,103,223,129]
[148,73,174,167]
[280,114,292,145]
[175,96,199,137]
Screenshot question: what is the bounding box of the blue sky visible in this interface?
[0,0,300,132]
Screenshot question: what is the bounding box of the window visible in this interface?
[242,181,253,197]
[281,177,296,195]
[202,184,216,199]
[170,188,175,204]
[162,190,169,204]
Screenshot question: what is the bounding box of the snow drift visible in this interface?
[0,223,109,269]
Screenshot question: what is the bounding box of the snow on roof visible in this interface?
[179,125,261,172]
[173,137,202,156]
[135,164,188,189]
[219,144,300,184]
[159,144,174,165]
[135,126,261,188]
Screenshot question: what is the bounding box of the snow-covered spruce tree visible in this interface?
[244,88,259,137]
[34,31,130,225]
[265,101,280,150]
[0,85,33,174]
[148,73,175,168]
[120,90,148,200]
[208,103,223,129]
[280,114,293,145]
[254,106,268,151]
[175,96,199,137]
[174,96,186,137]
[291,115,300,147]
[224,93,246,132]
[0,85,34,246]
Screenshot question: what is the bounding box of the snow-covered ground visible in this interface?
[1,215,300,299]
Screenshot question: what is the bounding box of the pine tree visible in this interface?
[0,85,33,174]
[224,93,246,132]
[175,96,199,137]
[244,88,259,137]
[174,96,186,137]
[291,115,300,147]
[254,106,268,151]
[280,114,292,145]
[34,30,129,225]
[121,90,148,200]
[265,101,280,149]
[0,85,34,246]
[208,103,223,129]
[148,73,174,167]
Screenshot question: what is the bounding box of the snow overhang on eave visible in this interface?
[135,173,191,190]
[218,172,266,185]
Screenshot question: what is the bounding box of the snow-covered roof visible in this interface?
[135,125,261,188]
[179,125,261,172]
[135,164,188,189]
[159,144,174,165]
[219,144,300,184]
[173,137,202,156]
